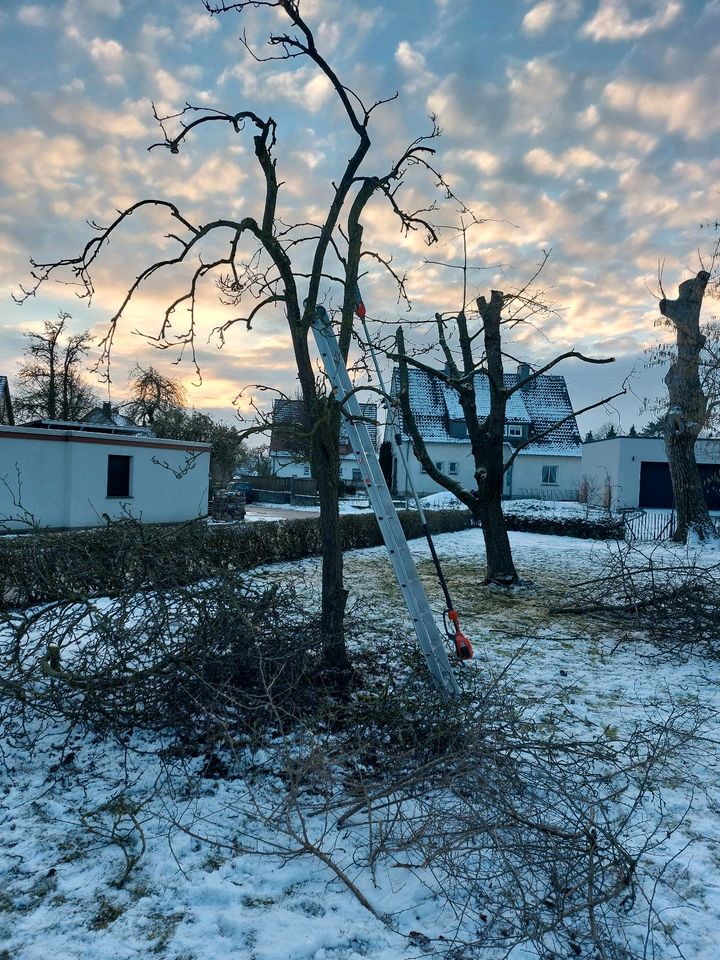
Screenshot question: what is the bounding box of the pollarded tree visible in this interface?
[14,312,97,423]
[394,283,621,585]
[657,269,718,542]
[16,0,458,673]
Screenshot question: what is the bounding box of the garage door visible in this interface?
[639,460,720,509]
[639,462,673,508]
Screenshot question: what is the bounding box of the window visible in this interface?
[435,461,444,472]
[303,465,310,476]
[448,461,458,475]
[541,464,558,486]
[352,468,362,482]
[107,455,131,498]
[505,424,523,438]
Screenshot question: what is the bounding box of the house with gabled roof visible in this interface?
[386,363,583,500]
[0,376,14,426]
[269,397,378,485]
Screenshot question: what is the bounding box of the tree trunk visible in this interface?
[473,292,518,585]
[310,399,350,674]
[473,496,517,586]
[665,431,711,542]
[660,270,716,542]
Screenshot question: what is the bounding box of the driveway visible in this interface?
[244,504,320,522]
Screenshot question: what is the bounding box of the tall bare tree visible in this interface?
[16,1,456,673]
[14,312,96,423]
[658,269,718,542]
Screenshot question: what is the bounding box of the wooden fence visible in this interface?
[235,473,318,496]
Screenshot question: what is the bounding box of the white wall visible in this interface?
[271,453,368,481]
[391,440,476,498]
[581,437,720,509]
[0,426,210,531]
[509,454,583,499]
[391,440,582,500]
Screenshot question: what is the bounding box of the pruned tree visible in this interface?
[394,281,621,585]
[124,365,187,427]
[16,0,456,672]
[13,312,97,423]
[657,269,718,542]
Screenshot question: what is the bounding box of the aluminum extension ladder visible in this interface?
[311,306,460,697]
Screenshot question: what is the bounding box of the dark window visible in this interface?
[352,468,362,482]
[541,464,558,485]
[107,455,131,497]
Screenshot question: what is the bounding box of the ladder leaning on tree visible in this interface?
[310,302,472,698]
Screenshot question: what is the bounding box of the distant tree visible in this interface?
[594,421,619,440]
[248,443,273,478]
[14,312,96,422]
[584,430,595,442]
[628,424,638,437]
[640,416,665,437]
[153,407,251,488]
[124,365,186,427]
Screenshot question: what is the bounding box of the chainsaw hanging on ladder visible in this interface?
[309,295,474,698]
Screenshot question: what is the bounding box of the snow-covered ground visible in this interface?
[2,529,720,958]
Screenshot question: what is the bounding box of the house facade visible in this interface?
[0,420,211,531]
[386,365,583,500]
[581,436,720,510]
[269,398,378,485]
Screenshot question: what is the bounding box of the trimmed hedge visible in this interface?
[0,505,620,610]
[0,509,473,609]
[503,511,623,540]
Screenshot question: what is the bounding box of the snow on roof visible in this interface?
[441,377,532,423]
[270,398,378,454]
[393,367,582,458]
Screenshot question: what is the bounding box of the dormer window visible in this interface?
[505,424,523,438]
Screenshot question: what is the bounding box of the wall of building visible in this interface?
[508,453,583,499]
[0,426,210,530]
[581,437,720,509]
[391,440,583,500]
[272,453,369,482]
[391,441,476,499]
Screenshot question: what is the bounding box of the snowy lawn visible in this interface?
[2,529,720,959]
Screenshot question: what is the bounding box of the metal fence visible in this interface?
[622,509,720,542]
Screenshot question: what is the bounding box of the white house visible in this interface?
[386,365,583,500]
[269,398,378,485]
[581,435,720,510]
[0,420,211,531]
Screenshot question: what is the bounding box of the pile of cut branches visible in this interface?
[552,542,720,656]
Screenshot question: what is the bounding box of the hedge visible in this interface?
[0,506,620,610]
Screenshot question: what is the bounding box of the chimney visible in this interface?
[102,401,113,421]
[517,362,531,384]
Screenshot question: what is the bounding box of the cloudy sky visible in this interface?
[1,0,718,432]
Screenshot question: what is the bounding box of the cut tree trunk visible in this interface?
[659,270,716,542]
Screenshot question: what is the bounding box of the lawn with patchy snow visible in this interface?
[2,528,719,959]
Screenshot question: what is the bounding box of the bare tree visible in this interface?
[124,365,187,427]
[658,269,718,542]
[14,312,96,423]
[394,281,621,585]
[16,1,455,673]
